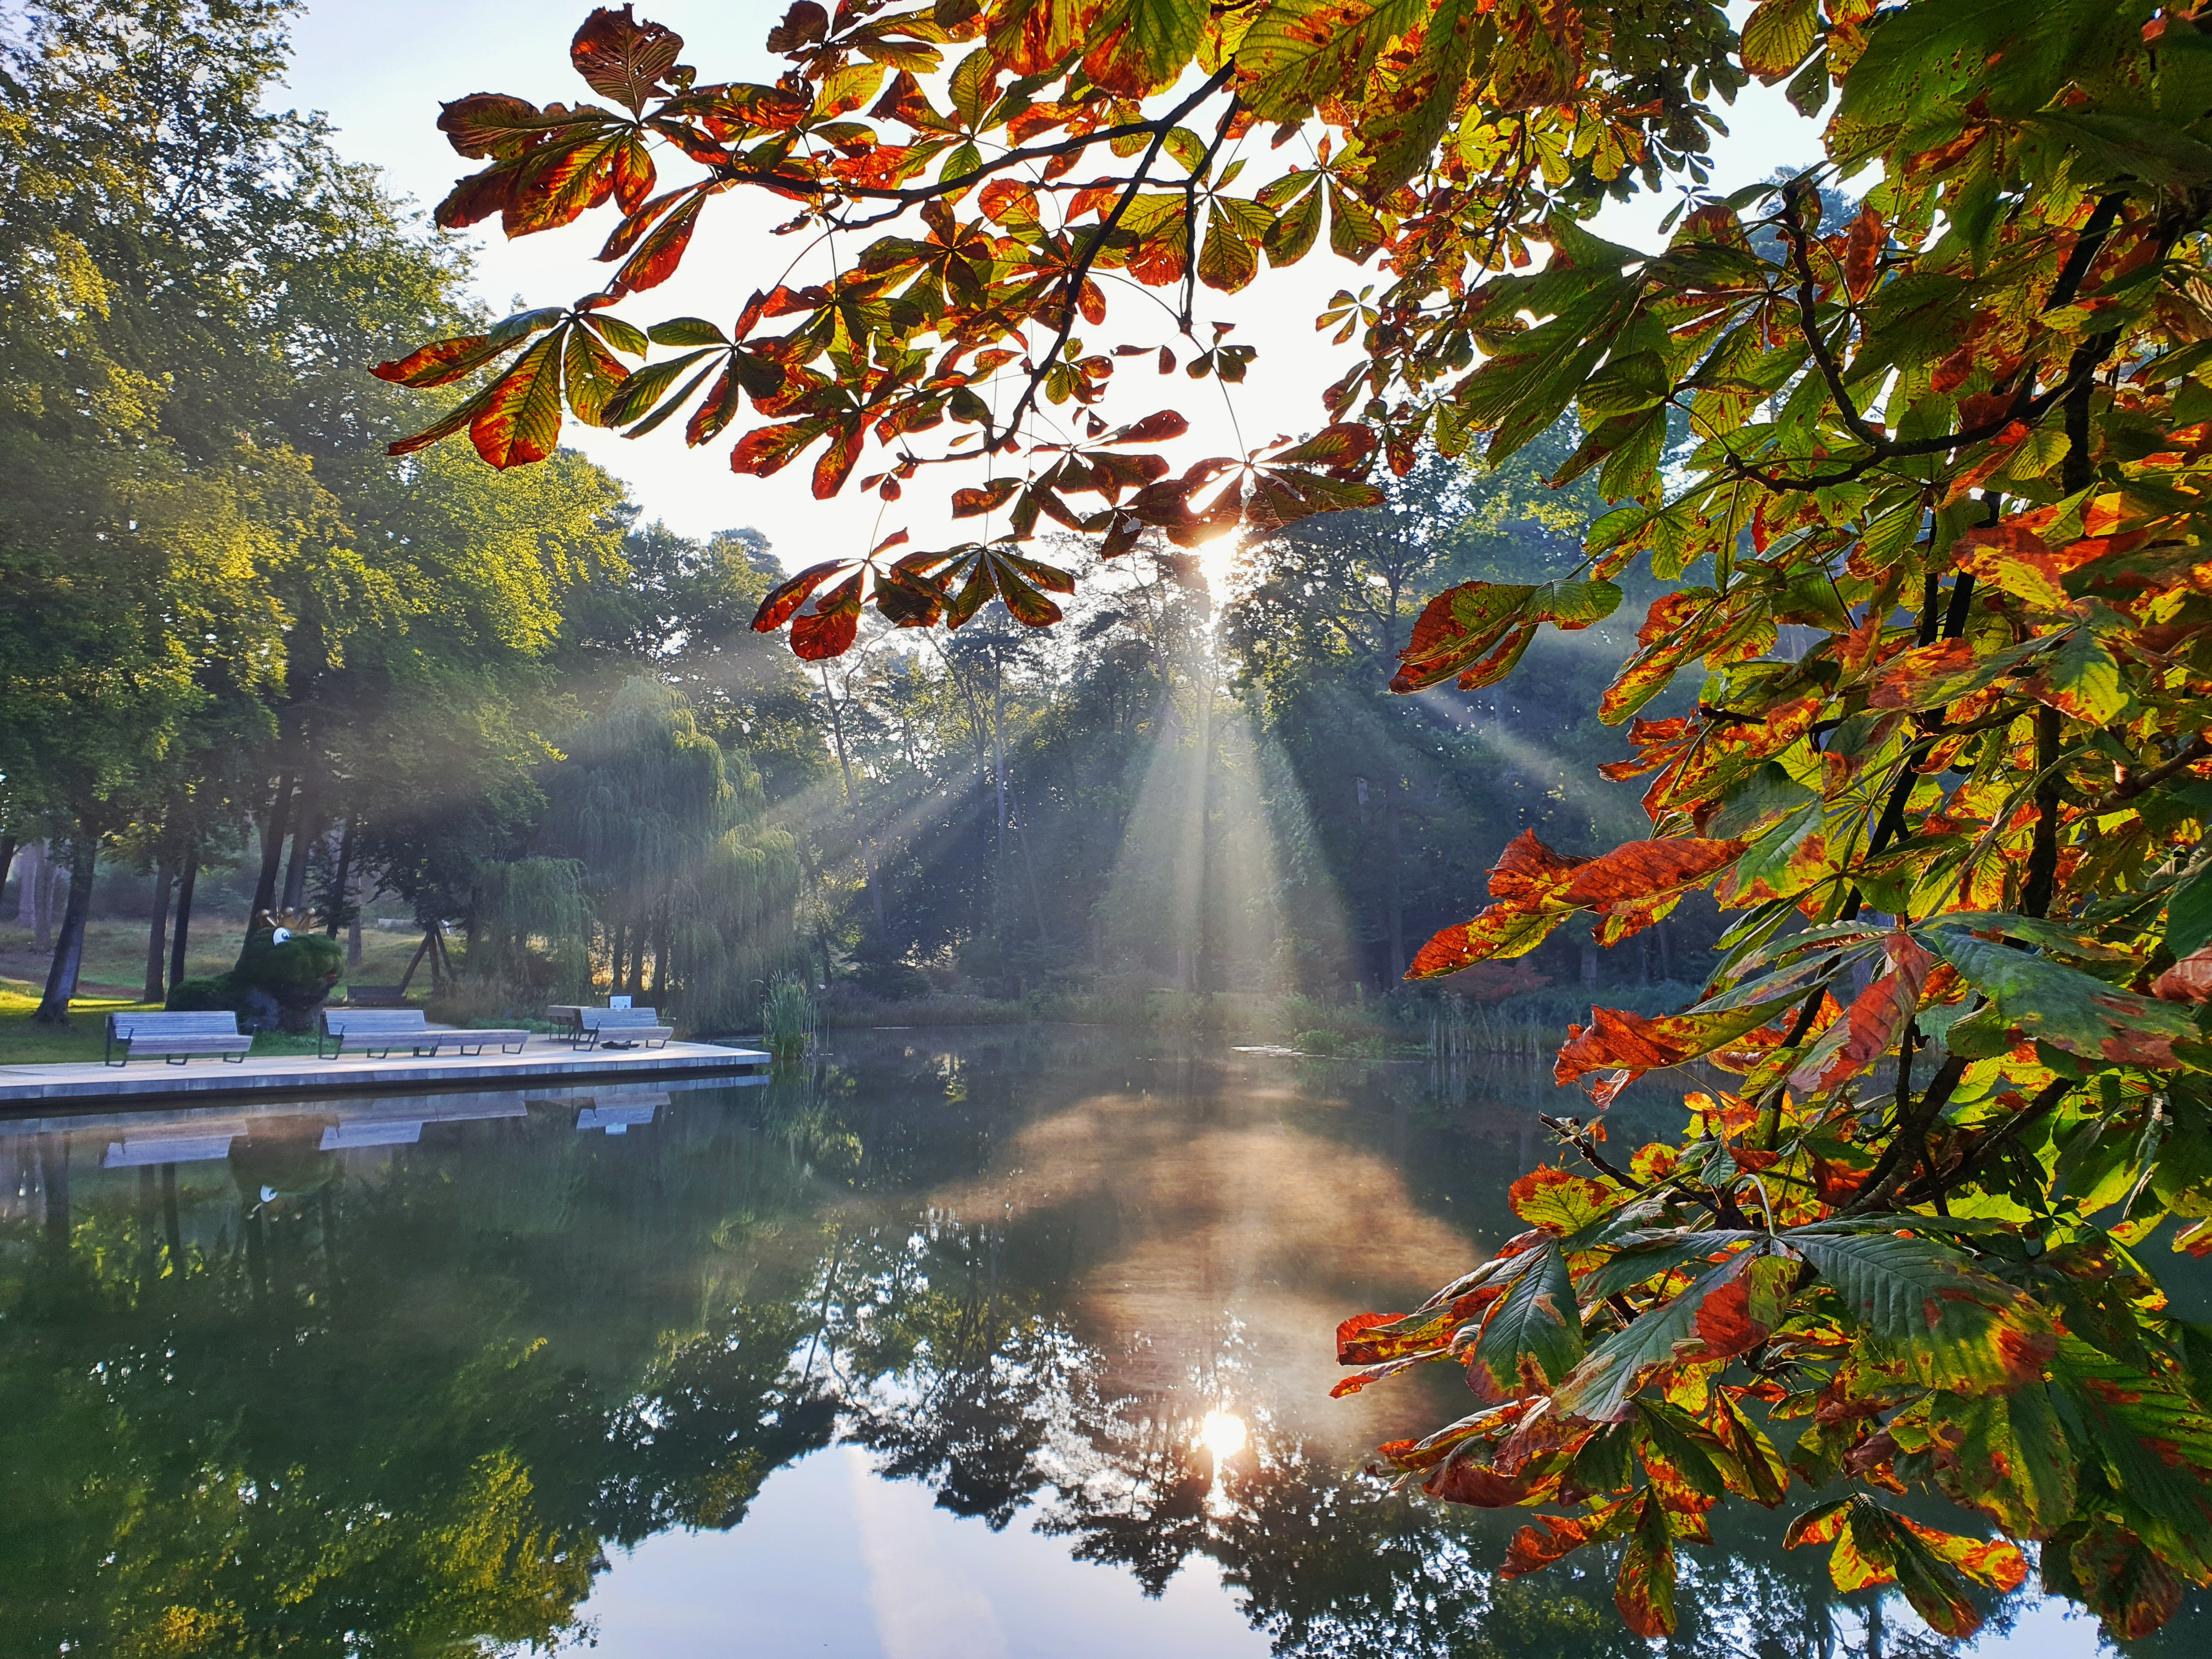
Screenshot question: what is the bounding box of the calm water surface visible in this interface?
[0,1028,2186,1656]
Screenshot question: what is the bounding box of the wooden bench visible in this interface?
[572,1007,674,1051]
[106,1011,252,1067]
[318,1008,531,1060]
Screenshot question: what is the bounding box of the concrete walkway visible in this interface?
[0,1035,770,1111]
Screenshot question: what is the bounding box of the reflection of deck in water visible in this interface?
[0,1076,739,1226]
[0,1036,770,1111]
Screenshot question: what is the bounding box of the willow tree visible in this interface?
[541,677,802,1027]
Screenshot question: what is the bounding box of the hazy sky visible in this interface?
[280,0,1825,575]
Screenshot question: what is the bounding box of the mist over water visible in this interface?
[0,1030,2145,1657]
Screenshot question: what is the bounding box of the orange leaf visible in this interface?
[1554,1002,1787,1085]
[469,333,567,469]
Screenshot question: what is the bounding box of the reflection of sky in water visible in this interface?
[0,1033,2147,1655]
[582,1446,1265,1658]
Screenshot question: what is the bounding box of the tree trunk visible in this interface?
[161,1162,182,1266]
[819,665,887,942]
[40,1133,69,1250]
[651,914,669,1001]
[991,658,1009,955]
[0,837,15,917]
[35,847,59,952]
[15,840,39,927]
[167,848,198,1003]
[34,833,99,1025]
[324,815,356,936]
[608,921,626,996]
[280,764,320,915]
[144,856,175,1003]
[251,770,296,922]
[1384,775,1407,982]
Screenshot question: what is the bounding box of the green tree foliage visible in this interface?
[538,678,804,1026]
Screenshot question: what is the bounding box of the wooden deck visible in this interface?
[0,1034,770,1112]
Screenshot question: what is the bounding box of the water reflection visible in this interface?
[0,1032,2179,1656]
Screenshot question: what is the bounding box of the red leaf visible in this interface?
[811,420,866,499]
[612,190,706,294]
[469,333,567,469]
[373,334,497,388]
[1263,421,1377,477]
[951,478,1022,517]
[438,93,562,160]
[1553,1003,1782,1085]
[765,1,828,53]
[1104,409,1190,444]
[1842,201,1885,299]
[751,559,850,632]
[792,579,863,658]
[1502,1498,1637,1579]
[571,5,686,112]
[729,419,826,478]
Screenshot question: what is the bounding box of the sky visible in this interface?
[279,0,1829,579]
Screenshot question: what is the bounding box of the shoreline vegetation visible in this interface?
[1,957,1706,1070]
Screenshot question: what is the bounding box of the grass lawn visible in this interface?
[0,915,432,997]
[0,978,331,1067]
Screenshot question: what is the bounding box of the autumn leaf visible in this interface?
[571,5,686,112]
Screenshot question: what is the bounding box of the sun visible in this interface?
[1198,1409,1248,1460]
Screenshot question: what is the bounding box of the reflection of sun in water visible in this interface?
[1198,1409,1248,1460]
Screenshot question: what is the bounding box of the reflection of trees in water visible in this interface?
[0,1057,2122,1657]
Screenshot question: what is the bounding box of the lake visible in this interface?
[0,1028,2186,1656]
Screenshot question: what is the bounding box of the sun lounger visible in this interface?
[105,1011,252,1067]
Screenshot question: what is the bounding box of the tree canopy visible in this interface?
[378,0,2212,1644]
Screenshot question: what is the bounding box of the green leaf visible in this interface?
[1921,928,2194,1066]
[1358,0,1492,197]
[1575,1231,1757,1301]
[1613,1488,1678,1638]
[1784,1224,2055,1393]
[648,316,730,346]
[2025,111,2212,192]
[469,331,568,469]
[1236,0,1426,121]
[1740,0,1820,82]
[2025,628,2133,724]
[2051,1334,2212,1579]
[1934,1385,2076,1540]
[1081,0,1209,95]
[1467,1238,1583,1395]
[2169,870,2212,960]
[1550,1246,1784,1423]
